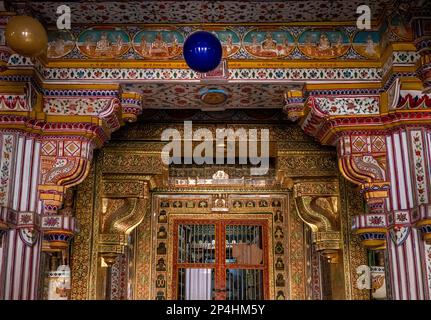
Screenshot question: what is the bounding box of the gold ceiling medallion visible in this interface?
[199,87,228,105]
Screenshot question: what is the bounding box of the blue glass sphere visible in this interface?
[183,31,222,73]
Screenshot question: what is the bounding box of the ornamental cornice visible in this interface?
[0,50,417,85]
[302,109,431,146]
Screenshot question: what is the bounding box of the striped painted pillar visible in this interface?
[0,132,42,300]
[385,128,431,299]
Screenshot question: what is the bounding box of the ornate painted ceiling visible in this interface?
[9,0,396,24]
[123,82,302,110]
[0,0,424,120]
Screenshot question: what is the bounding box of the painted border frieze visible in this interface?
[41,23,410,62]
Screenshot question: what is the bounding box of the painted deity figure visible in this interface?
[48,35,66,57]
[55,37,66,56]
[84,35,94,53]
[95,32,111,54]
[225,34,234,55]
[365,35,377,56]
[333,33,344,55]
[150,32,169,56]
[262,32,277,51]
[317,33,331,52]
[140,35,150,55]
[250,34,259,53]
[114,34,124,54]
[169,33,179,54]
[303,33,314,55]
[278,35,290,56]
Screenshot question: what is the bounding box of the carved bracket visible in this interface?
[99,180,149,255]
[38,137,94,214]
[294,181,341,262]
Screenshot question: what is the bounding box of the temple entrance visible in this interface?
[173,219,269,300]
[69,119,365,300]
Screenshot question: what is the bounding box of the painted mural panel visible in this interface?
[47,30,75,59]
[77,27,131,59]
[297,29,350,59]
[388,14,413,40]
[205,28,240,58]
[133,28,184,59]
[352,31,380,59]
[243,29,295,58]
[41,25,392,61]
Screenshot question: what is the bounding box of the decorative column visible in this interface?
[297,76,431,299]
[0,69,143,299]
[0,135,42,299]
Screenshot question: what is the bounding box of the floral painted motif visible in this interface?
[426,244,431,295]
[0,135,14,207]
[39,66,382,81]
[44,98,114,115]
[314,96,380,115]
[397,93,431,110]
[411,131,428,204]
[0,94,29,111]
[28,1,391,24]
[124,83,286,109]
[389,225,410,246]
[392,51,419,64]
[369,215,384,226]
[395,212,408,223]
[19,213,33,224]
[43,217,61,228]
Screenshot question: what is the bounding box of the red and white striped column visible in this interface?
[0,132,42,300]
[385,128,431,299]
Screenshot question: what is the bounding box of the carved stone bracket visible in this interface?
[99,180,149,256]
[294,181,341,263]
[38,137,94,215]
[337,133,389,249]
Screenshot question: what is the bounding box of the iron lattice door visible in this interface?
[173,219,269,300]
